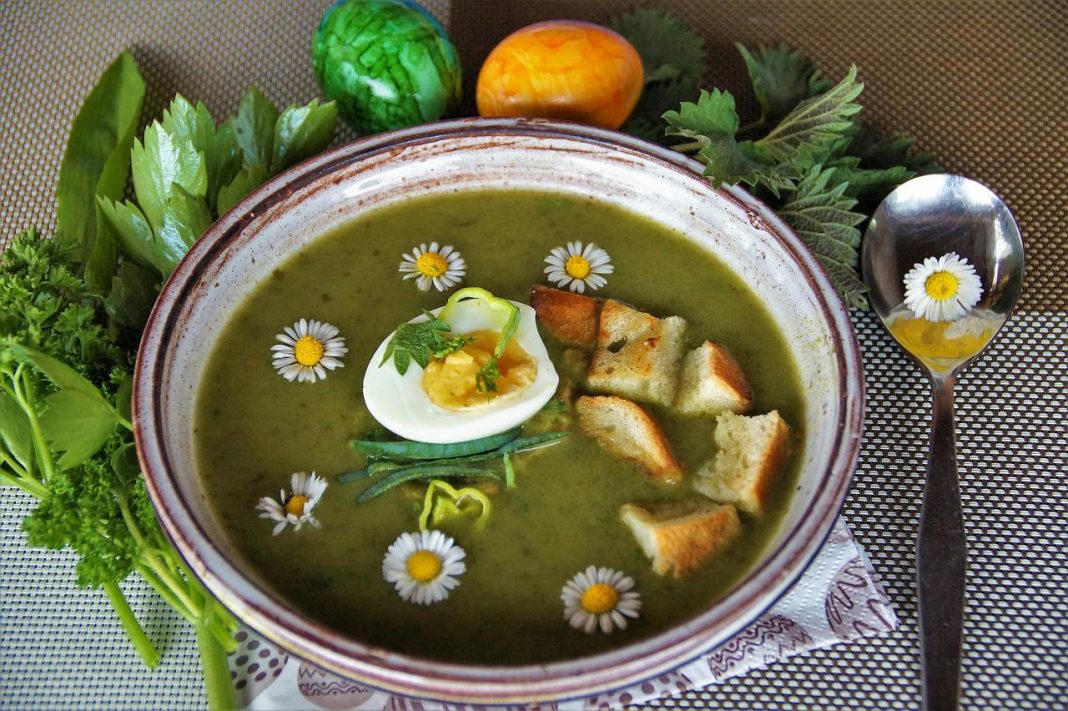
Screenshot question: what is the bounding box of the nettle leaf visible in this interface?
[755,65,863,164]
[0,388,34,470]
[233,88,278,171]
[778,166,869,309]
[39,390,118,469]
[737,43,832,122]
[271,99,338,173]
[664,88,740,142]
[620,76,703,142]
[610,7,706,83]
[216,164,268,216]
[131,121,208,232]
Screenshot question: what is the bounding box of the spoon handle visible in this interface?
[917,376,966,711]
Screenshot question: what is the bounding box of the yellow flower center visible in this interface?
[925,271,959,301]
[580,583,619,614]
[285,495,309,517]
[565,255,592,279]
[293,335,325,366]
[416,252,449,278]
[407,550,443,583]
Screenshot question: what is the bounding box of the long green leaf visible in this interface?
[10,345,115,404]
[357,466,499,503]
[353,428,521,460]
[54,51,145,263]
[232,88,278,171]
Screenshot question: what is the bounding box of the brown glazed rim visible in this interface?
[134,117,864,704]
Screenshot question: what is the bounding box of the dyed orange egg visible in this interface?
[476,20,644,130]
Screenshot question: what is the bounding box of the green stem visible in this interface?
[737,116,767,136]
[0,467,48,498]
[670,140,703,153]
[135,562,197,624]
[17,368,55,483]
[102,581,161,668]
[117,415,134,431]
[0,449,30,480]
[196,604,237,711]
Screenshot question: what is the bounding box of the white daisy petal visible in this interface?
[272,318,347,383]
[543,241,613,293]
[381,530,466,605]
[258,472,328,535]
[397,243,466,293]
[902,251,983,322]
[561,565,642,635]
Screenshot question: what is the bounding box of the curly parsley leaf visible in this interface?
[611,7,706,144]
[737,43,832,123]
[777,166,869,309]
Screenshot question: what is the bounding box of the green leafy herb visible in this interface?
[438,287,521,393]
[380,311,472,375]
[610,7,707,143]
[663,44,935,309]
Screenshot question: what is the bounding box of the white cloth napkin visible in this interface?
[230,517,895,710]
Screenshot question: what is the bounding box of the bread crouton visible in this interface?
[576,395,682,484]
[586,300,687,407]
[530,285,602,348]
[694,411,790,515]
[620,501,741,578]
[674,341,752,416]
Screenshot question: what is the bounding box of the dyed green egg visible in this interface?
[312,0,462,135]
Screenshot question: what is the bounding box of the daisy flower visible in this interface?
[256,471,328,535]
[271,318,348,383]
[398,242,466,292]
[903,252,983,322]
[561,565,642,634]
[544,241,613,293]
[382,530,467,605]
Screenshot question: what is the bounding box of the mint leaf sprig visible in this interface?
[381,311,473,375]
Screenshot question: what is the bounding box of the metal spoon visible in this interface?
[862,174,1024,711]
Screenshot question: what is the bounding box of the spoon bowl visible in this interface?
[862,173,1024,711]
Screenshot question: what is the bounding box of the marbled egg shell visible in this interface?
[312,0,462,135]
[476,20,644,130]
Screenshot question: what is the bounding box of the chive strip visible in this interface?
[352,428,521,460]
[337,469,370,484]
[356,466,500,504]
[371,432,570,472]
[503,452,515,489]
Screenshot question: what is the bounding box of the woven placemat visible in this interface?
[1,1,1066,708]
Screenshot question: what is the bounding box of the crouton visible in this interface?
[620,501,741,578]
[674,341,752,417]
[694,411,790,515]
[576,395,683,484]
[530,285,602,348]
[586,300,687,407]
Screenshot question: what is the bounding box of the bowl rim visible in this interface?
[134,117,864,704]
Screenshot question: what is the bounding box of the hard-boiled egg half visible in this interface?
[363,288,559,443]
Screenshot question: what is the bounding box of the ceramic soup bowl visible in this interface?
[134,118,862,704]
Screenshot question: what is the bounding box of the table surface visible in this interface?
[1,1,1065,708]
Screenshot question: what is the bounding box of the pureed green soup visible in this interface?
[194,189,805,664]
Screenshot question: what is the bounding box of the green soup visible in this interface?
[195,189,804,664]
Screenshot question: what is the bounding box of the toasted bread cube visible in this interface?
[586,300,687,407]
[576,395,683,484]
[530,285,602,348]
[620,501,741,578]
[674,341,752,417]
[694,411,790,515]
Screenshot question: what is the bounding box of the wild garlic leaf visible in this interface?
[610,7,706,84]
[271,99,338,173]
[84,205,120,294]
[233,88,278,171]
[96,197,164,276]
[755,65,863,165]
[216,164,268,216]
[131,121,208,232]
[736,43,832,123]
[778,166,869,309]
[55,51,145,264]
[39,389,119,470]
[0,388,34,471]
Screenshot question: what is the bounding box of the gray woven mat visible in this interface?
[2,1,1066,709]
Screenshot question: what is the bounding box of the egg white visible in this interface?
[362,299,559,444]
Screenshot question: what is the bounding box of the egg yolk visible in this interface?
[888,315,995,371]
[423,330,537,410]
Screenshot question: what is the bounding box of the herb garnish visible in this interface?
[1,50,338,710]
[380,311,473,375]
